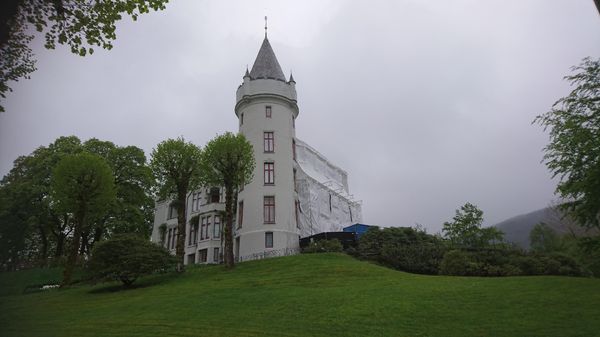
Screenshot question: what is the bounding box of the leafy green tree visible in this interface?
[79,139,154,254]
[0,0,169,112]
[88,234,175,287]
[529,223,562,253]
[442,202,504,249]
[150,137,203,272]
[0,136,82,269]
[51,152,116,286]
[201,132,255,268]
[0,136,153,269]
[534,57,600,228]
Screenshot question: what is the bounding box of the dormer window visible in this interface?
[265,106,272,118]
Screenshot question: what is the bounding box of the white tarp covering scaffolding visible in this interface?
[295,139,362,237]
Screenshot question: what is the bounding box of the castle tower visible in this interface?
[234,30,300,261]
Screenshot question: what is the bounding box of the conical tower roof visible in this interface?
[249,37,286,81]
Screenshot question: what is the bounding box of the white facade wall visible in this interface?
[151,187,226,265]
[234,75,301,261]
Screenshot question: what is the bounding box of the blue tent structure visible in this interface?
[343,223,378,239]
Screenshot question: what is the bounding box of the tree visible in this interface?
[0,0,169,112]
[0,136,153,270]
[51,152,116,286]
[442,202,504,249]
[88,234,175,287]
[201,132,254,268]
[534,57,600,228]
[149,137,203,272]
[529,223,562,253]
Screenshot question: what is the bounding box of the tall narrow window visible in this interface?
[292,139,297,161]
[329,194,332,212]
[265,106,272,118]
[171,228,177,249]
[200,217,206,240]
[213,248,219,263]
[292,116,295,128]
[295,200,300,228]
[264,196,275,224]
[209,187,220,203]
[205,216,211,239]
[349,206,353,222]
[238,201,244,228]
[265,232,274,248]
[293,169,297,191]
[193,222,199,244]
[167,229,172,249]
[264,162,275,185]
[240,113,244,125]
[264,132,274,152]
[168,203,177,219]
[213,216,221,238]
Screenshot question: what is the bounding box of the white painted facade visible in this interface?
[151,34,361,264]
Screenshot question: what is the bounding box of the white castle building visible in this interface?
[151,31,362,264]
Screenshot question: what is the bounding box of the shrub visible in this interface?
[357,227,447,274]
[88,234,176,287]
[439,250,471,276]
[303,239,343,253]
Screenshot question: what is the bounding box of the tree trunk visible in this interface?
[79,230,88,255]
[175,190,187,273]
[37,222,49,267]
[224,183,234,268]
[62,213,84,287]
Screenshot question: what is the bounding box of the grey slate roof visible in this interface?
[249,38,286,81]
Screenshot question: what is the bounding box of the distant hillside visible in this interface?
[494,207,598,249]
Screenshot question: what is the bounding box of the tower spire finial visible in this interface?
[264,16,268,38]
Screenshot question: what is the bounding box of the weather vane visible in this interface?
[264,16,268,38]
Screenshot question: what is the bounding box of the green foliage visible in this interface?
[442,202,504,249]
[0,0,169,112]
[201,132,255,190]
[303,239,343,253]
[0,136,154,270]
[150,137,203,272]
[88,234,175,287]
[530,223,562,253]
[150,137,204,201]
[357,227,447,275]
[534,57,600,228]
[201,132,255,268]
[51,152,116,223]
[51,152,116,285]
[439,249,586,277]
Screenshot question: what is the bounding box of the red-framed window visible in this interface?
[238,201,244,228]
[264,162,275,185]
[264,132,274,152]
[264,196,275,224]
[266,106,272,118]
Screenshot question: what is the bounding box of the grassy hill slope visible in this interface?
[1,253,599,337]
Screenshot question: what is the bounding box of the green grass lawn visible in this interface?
[0,253,598,337]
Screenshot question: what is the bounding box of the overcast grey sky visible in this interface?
[1,1,599,233]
